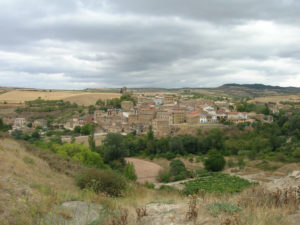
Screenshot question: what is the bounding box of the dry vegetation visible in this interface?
[0,90,121,105]
[1,136,300,225]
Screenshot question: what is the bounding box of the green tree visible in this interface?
[123,162,137,181]
[88,133,96,151]
[103,133,128,163]
[204,150,226,172]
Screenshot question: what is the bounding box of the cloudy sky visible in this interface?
[0,0,300,89]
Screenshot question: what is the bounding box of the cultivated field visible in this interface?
[125,157,162,183]
[0,90,121,106]
[248,94,300,104]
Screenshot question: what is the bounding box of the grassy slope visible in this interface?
[0,135,298,225]
[0,136,88,225]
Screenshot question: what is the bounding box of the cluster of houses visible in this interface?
[7,89,275,137]
[62,91,274,137]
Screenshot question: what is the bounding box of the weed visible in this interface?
[23,156,35,165]
[185,195,198,222]
[206,202,241,217]
[136,206,147,221]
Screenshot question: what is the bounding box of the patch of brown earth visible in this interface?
[125,158,163,183]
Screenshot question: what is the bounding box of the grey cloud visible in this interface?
[0,0,300,88]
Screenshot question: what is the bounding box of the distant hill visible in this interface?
[216,83,300,98]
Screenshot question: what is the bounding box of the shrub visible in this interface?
[204,151,226,172]
[11,129,23,139]
[169,159,190,181]
[123,162,137,181]
[161,152,176,160]
[144,182,155,189]
[157,168,171,183]
[76,168,127,197]
[196,156,201,163]
[292,148,300,161]
[206,202,241,217]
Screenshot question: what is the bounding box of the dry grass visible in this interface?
[0,137,84,225]
[1,137,299,225]
[0,90,121,105]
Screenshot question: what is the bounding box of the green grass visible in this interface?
[206,202,241,217]
[183,172,255,195]
[23,156,35,165]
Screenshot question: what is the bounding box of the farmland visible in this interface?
[0,90,121,106]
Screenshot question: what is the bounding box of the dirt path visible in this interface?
[125,158,162,183]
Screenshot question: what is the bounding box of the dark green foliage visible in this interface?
[31,130,40,139]
[88,134,96,151]
[80,124,94,135]
[204,151,226,172]
[123,162,137,181]
[292,148,300,160]
[0,117,11,132]
[11,129,23,139]
[74,125,81,134]
[15,99,77,113]
[183,172,254,195]
[76,168,127,197]
[169,160,190,181]
[103,133,128,167]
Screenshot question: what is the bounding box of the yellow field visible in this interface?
[0,90,121,106]
[248,94,300,104]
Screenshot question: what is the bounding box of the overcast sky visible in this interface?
[0,0,300,89]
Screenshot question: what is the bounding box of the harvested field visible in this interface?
[248,94,300,104]
[0,90,121,106]
[125,158,162,183]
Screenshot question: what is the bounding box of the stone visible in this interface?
[43,201,103,225]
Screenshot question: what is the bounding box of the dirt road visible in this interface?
[125,158,162,183]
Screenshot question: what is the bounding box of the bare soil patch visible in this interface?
[125,158,163,183]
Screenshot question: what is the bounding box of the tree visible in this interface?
[169,136,184,154]
[169,159,190,181]
[204,150,226,172]
[88,133,96,151]
[31,130,40,139]
[88,105,96,114]
[147,126,154,141]
[11,129,23,139]
[103,133,128,163]
[74,126,81,134]
[123,162,137,181]
[80,124,94,135]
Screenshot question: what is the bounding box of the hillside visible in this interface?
[0,135,84,225]
[216,83,300,98]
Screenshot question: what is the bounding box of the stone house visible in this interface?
[121,101,134,112]
[33,119,47,129]
[13,118,26,129]
[172,110,186,124]
[186,111,200,124]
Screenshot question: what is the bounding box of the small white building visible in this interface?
[199,114,208,123]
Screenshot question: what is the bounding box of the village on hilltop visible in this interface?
[7,87,277,139]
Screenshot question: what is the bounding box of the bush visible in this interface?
[144,181,155,189]
[123,162,137,181]
[157,168,171,183]
[76,168,127,197]
[204,151,226,172]
[206,202,241,217]
[169,159,190,181]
